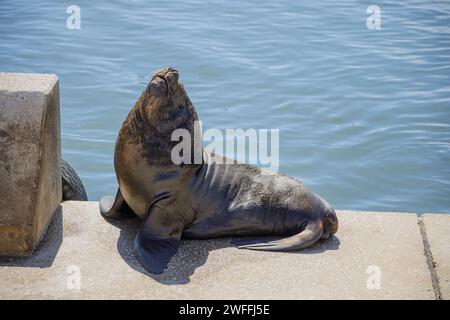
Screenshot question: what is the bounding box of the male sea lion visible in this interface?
[100,67,338,274]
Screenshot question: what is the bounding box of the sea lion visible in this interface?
[100,67,338,274]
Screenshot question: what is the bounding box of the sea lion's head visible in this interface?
[124,67,198,136]
[141,67,196,123]
[123,67,200,166]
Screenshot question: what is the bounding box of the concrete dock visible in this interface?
[0,201,448,299]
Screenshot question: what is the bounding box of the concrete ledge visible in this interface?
[422,214,450,299]
[0,201,448,299]
[0,73,61,256]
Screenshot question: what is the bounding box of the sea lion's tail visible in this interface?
[235,220,323,251]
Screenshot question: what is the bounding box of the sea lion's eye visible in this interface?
[148,76,167,97]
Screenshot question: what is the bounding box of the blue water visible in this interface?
[1,0,449,213]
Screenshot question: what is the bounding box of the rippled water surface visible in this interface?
[1,0,450,212]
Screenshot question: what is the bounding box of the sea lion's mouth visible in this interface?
[149,67,179,96]
[153,75,170,95]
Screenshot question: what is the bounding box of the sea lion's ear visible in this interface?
[148,76,167,97]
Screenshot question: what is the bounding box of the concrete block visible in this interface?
[0,73,62,256]
[422,213,450,299]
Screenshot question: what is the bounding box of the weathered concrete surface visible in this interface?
[422,214,450,300]
[1,202,446,299]
[0,73,62,256]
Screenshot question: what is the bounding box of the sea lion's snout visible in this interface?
[148,76,168,96]
[149,67,179,96]
[164,67,179,89]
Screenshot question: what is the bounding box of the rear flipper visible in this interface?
[134,199,184,274]
[234,220,323,251]
[99,188,135,219]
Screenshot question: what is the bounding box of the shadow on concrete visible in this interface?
[0,205,63,268]
[103,215,230,285]
[103,215,340,285]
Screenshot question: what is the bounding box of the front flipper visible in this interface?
[134,199,184,274]
[99,188,135,219]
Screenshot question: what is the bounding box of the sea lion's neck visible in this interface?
[121,91,153,135]
[118,89,202,166]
